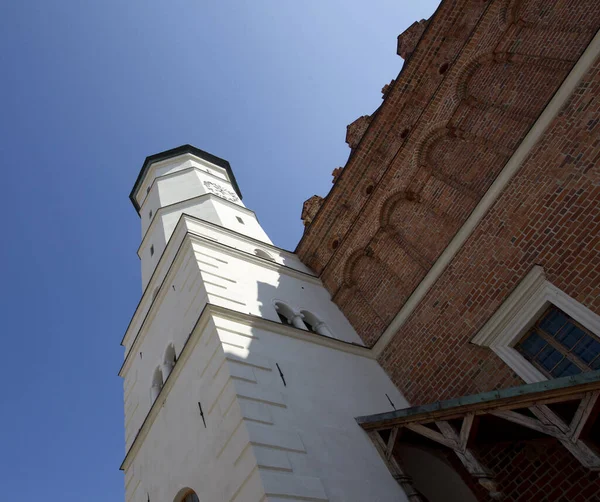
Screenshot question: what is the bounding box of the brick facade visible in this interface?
[297,0,600,499]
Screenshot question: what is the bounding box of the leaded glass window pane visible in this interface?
[537,346,563,372]
[515,306,600,379]
[551,359,581,378]
[555,323,585,349]
[538,309,568,335]
[518,331,547,359]
[573,336,600,364]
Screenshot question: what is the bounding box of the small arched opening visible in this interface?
[300,310,334,338]
[274,302,295,326]
[254,248,275,261]
[150,366,164,403]
[162,344,177,381]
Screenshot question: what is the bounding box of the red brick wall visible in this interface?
[296,0,600,499]
[380,56,600,403]
[475,440,600,501]
[381,55,600,501]
[298,0,600,401]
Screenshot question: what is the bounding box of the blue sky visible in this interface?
[0,1,440,499]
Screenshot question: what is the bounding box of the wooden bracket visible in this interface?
[360,379,600,500]
[491,391,600,469]
[435,419,503,500]
[401,415,503,499]
[369,431,427,502]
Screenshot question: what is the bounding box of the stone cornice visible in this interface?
[179,213,300,259]
[123,212,311,351]
[138,164,232,214]
[138,191,255,256]
[120,303,372,471]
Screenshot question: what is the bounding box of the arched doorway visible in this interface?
[395,444,477,502]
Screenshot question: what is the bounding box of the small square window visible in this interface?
[236,216,244,224]
[149,209,153,219]
[150,245,154,257]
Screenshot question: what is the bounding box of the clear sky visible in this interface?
[0,1,440,500]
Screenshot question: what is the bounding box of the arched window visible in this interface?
[151,366,164,403]
[175,489,199,502]
[300,310,320,333]
[275,302,295,325]
[162,344,176,380]
[254,248,275,261]
[300,310,334,338]
[182,492,199,502]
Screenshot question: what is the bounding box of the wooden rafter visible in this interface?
[405,423,457,449]
[368,431,427,502]
[357,371,600,431]
[359,372,600,500]
[571,391,600,441]
[429,418,501,499]
[491,391,600,469]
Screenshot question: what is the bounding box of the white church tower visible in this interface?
[119,145,408,502]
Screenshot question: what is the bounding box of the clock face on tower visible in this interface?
[203,180,240,203]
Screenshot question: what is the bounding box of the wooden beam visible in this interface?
[368,432,427,502]
[570,391,600,441]
[530,405,570,434]
[459,413,475,452]
[405,423,458,449]
[358,374,600,476]
[356,371,600,431]
[560,437,600,470]
[490,410,560,436]
[386,427,399,459]
[435,421,503,500]
[492,402,600,471]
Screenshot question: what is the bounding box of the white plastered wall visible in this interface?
[137,156,272,290]
[124,311,408,502]
[124,231,367,453]
[123,241,208,450]
[125,319,265,502]
[214,315,408,501]
[188,238,361,345]
[124,150,408,501]
[121,216,313,359]
[135,155,230,211]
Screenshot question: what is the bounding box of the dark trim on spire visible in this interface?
[129,144,243,214]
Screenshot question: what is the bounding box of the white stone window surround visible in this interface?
[471,265,600,384]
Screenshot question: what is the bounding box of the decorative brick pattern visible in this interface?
[397,19,428,60]
[300,195,323,227]
[331,166,343,183]
[345,115,372,149]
